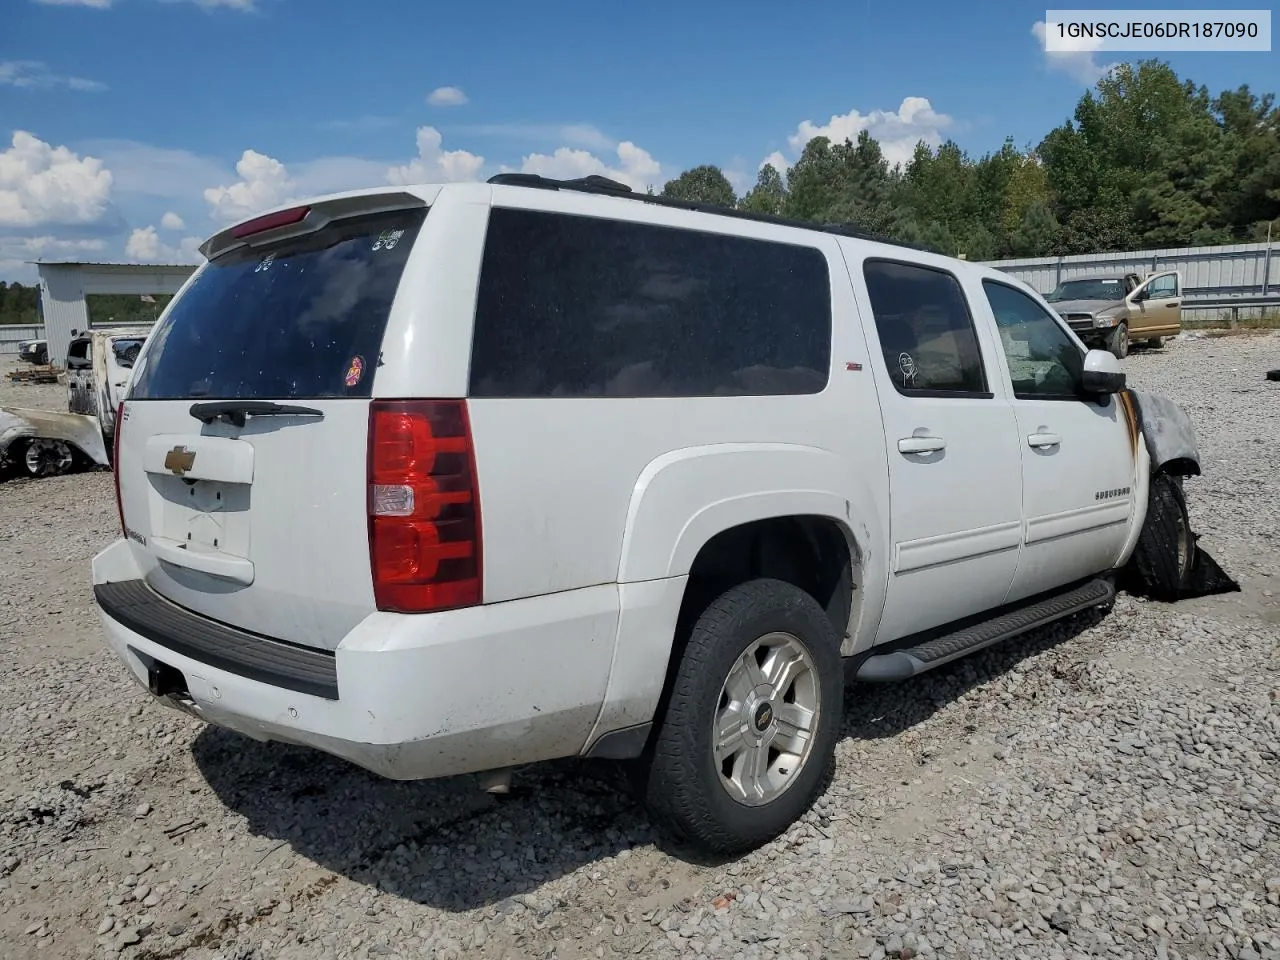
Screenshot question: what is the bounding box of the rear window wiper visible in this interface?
[189,401,325,428]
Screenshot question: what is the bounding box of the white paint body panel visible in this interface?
[98,181,1151,779]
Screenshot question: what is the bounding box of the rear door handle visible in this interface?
[898,436,947,454]
[1027,432,1062,449]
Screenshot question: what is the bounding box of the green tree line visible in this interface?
[0,282,40,325]
[663,61,1280,259]
[0,287,173,326]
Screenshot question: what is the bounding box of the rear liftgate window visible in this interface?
[469,208,832,398]
[129,209,427,401]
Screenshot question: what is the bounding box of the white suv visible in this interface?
[93,174,1204,854]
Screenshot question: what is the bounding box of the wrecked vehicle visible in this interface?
[1044,271,1183,358]
[1,328,148,477]
[92,176,1232,857]
[17,338,49,365]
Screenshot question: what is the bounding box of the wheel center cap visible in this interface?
[753,701,774,732]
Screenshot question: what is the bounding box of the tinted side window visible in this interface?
[862,260,988,396]
[469,208,831,398]
[982,280,1084,400]
[1146,274,1177,298]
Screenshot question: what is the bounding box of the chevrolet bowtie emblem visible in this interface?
[164,446,196,477]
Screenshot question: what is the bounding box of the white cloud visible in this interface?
[0,236,107,282]
[0,60,105,91]
[783,97,953,170]
[82,140,232,203]
[34,0,112,6]
[160,211,185,230]
[427,86,468,107]
[17,236,108,256]
[202,146,395,224]
[760,151,790,174]
[1032,20,1119,85]
[515,141,662,193]
[386,127,485,185]
[125,226,204,263]
[0,131,114,228]
[203,149,293,222]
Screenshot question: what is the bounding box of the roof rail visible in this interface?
[484,173,939,255]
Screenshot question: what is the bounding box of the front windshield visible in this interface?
[1046,279,1125,302]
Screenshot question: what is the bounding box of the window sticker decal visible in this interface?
[344,355,365,388]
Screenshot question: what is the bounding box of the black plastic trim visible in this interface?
[582,722,654,760]
[95,579,338,700]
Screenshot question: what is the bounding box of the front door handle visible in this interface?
[1165,300,1179,308]
[898,436,947,454]
[1027,432,1062,449]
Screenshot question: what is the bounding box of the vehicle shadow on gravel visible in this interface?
[190,609,1107,910]
[191,727,657,911]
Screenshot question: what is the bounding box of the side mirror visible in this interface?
[1081,349,1126,394]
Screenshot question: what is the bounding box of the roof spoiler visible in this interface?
[201,191,428,261]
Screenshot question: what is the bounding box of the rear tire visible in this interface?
[643,578,842,855]
[1130,472,1194,600]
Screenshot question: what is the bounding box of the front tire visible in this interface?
[1108,322,1130,359]
[644,578,843,855]
[1130,472,1194,600]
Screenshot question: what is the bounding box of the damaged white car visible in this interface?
[1,329,148,478]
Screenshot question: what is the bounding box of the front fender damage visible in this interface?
[0,406,109,470]
[1127,389,1200,476]
[1120,390,1238,601]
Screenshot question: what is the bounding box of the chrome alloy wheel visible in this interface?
[24,439,74,477]
[712,631,820,807]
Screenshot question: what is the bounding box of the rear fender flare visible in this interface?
[617,442,888,653]
[583,443,888,754]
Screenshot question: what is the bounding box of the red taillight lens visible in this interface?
[231,205,310,239]
[113,401,125,535]
[368,400,481,613]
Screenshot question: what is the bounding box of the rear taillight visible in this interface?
[113,401,125,535]
[367,400,482,613]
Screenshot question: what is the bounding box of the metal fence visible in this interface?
[0,325,43,357]
[981,240,1278,320]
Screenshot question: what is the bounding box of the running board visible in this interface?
[855,578,1115,682]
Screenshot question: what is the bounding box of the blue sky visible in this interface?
[2,0,1276,281]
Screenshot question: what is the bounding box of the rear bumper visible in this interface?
[91,539,619,780]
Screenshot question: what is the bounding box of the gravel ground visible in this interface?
[1,335,1277,960]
